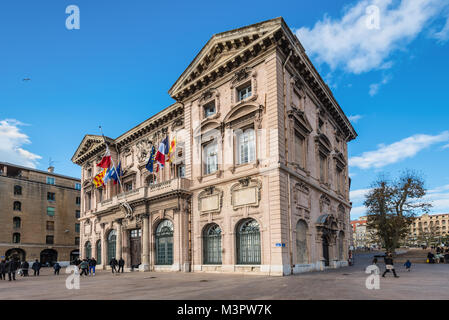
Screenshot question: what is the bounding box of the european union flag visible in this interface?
[146,146,156,173]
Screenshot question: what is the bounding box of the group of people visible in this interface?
[109,257,125,273]
[372,252,414,278]
[73,257,97,276]
[0,258,46,281]
[427,247,449,264]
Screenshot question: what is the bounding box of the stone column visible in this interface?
[100,223,107,269]
[140,214,150,271]
[116,219,122,259]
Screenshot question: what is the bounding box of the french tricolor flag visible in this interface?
[155,136,169,168]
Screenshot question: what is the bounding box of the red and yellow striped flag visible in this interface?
[93,168,107,188]
[167,137,176,163]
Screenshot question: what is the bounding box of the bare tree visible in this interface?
[364,170,431,252]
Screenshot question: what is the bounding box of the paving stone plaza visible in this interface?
[1,250,448,300]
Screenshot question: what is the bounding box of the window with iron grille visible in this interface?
[13,201,21,211]
[236,219,261,264]
[12,233,20,243]
[96,240,102,264]
[13,217,21,229]
[155,220,173,265]
[203,224,222,264]
[107,230,117,262]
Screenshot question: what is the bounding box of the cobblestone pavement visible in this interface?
[1,251,448,300]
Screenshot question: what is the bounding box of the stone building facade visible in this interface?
[0,162,80,265]
[408,213,449,246]
[72,17,357,276]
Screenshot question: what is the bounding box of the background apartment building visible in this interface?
[407,213,449,246]
[0,162,80,265]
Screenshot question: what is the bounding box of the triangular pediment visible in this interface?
[71,134,114,165]
[169,17,284,98]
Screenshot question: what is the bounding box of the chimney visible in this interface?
[48,166,55,173]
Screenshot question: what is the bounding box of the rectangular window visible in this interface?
[46,177,55,185]
[47,192,55,201]
[86,192,91,210]
[320,154,327,183]
[177,164,185,178]
[75,223,80,233]
[75,183,81,190]
[295,132,305,168]
[237,128,255,164]
[46,221,54,231]
[203,142,218,175]
[238,84,252,101]
[76,210,80,219]
[47,207,55,217]
[336,167,344,194]
[46,235,54,244]
[124,182,133,192]
[203,101,216,118]
[76,196,81,205]
[75,237,80,245]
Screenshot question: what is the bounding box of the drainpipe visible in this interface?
[283,50,293,275]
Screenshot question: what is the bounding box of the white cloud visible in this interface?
[350,206,367,219]
[369,74,391,96]
[296,0,449,74]
[433,16,449,42]
[349,131,449,169]
[350,188,371,202]
[0,119,41,168]
[348,114,363,123]
[425,184,449,213]
[442,143,449,149]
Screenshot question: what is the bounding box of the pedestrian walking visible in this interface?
[404,259,412,272]
[382,253,399,278]
[109,257,118,273]
[0,259,6,280]
[7,258,19,281]
[118,257,125,273]
[32,259,41,276]
[89,257,97,276]
[53,262,61,275]
[21,260,29,277]
[79,259,89,276]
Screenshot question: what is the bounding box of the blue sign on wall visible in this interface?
[275,243,286,247]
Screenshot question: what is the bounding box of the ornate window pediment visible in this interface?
[198,88,221,122]
[198,186,223,214]
[230,178,262,210]
[288,107,312,135]
[315,133,332,154]
[223,103,264,129]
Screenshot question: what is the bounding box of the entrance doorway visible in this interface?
[5,248,26,261]
[40,249,58,266]
[322,235,329,267]
[130,229,142,268]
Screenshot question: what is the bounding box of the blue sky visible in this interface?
[1,0,449,219]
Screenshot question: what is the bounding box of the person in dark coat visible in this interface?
[21,260,29,276]
[7,259,19,281]
[109,257,118,273]
[89,258,97,276]
[53,262,61,275]
[79,259,89,276]
[32,259,41,276]
[118,257,125,273]
[382,253,399,278]
[427,251,435,264]
[0,260,6,280]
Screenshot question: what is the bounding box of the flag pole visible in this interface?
[99,126,125,194]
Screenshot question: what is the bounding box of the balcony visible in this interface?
[95,178,191,213]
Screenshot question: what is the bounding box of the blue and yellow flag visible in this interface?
[146,146,156,173]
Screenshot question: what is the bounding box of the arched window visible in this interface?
[14,185,22,195]
[203,224,222,264]
[338,231,345,260]
[13,217,21,229]
[107,230,117,263]
[236,219,261,265]
[96,240,102,264]
[12,233,20,243]
[85,241,92,259]
[295,220,308,264]
[13,201,21,211]
[155,220,174,265]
